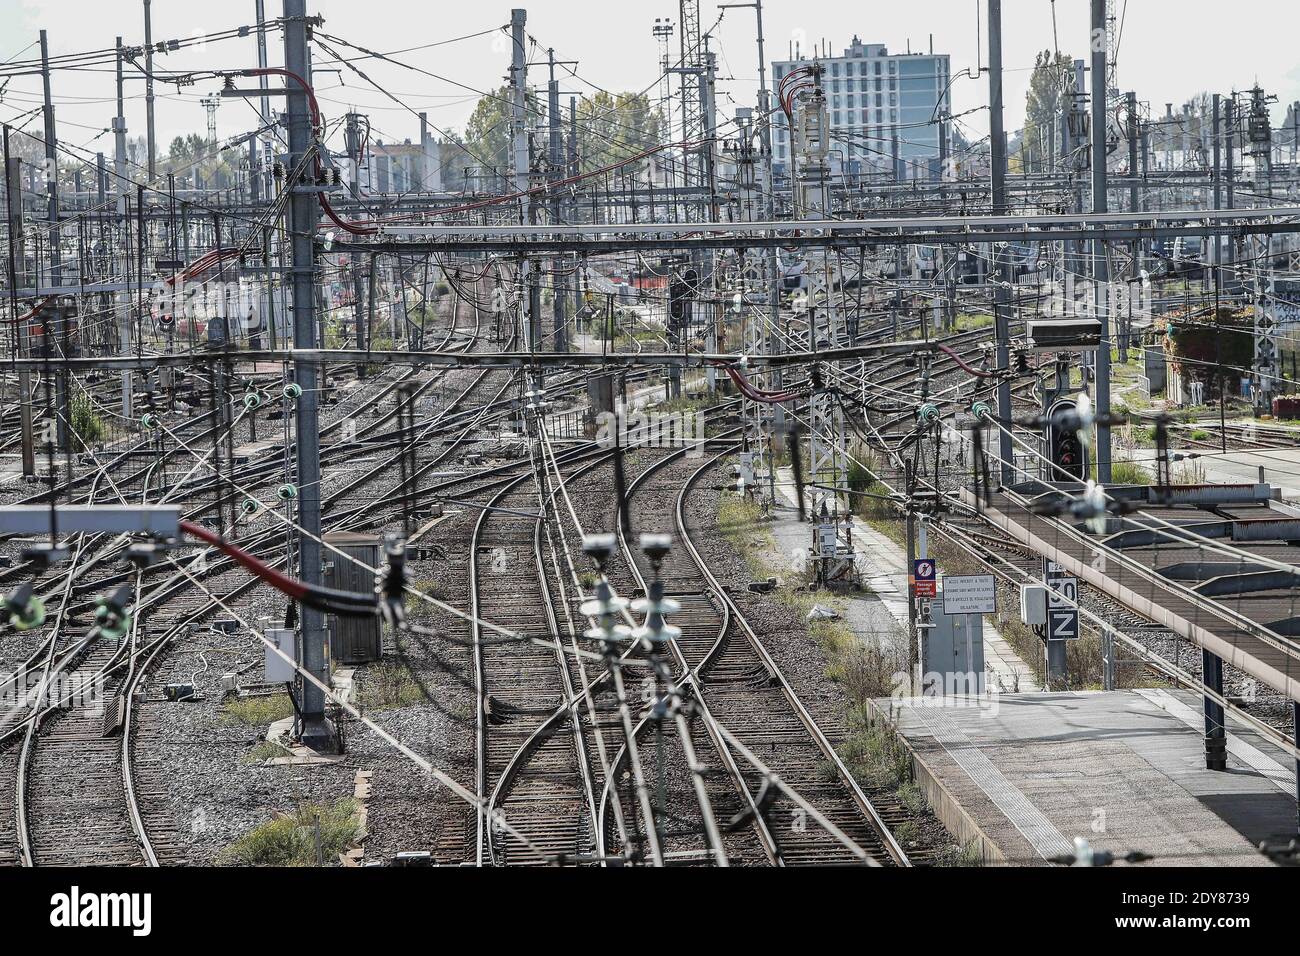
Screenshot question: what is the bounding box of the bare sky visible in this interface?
[3,1,1298,157]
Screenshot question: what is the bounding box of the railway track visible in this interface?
[606,445,909,865]
[0,291,512,866]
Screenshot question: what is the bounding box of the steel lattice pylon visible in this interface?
[793,70,856,586]
[678,0,705,215]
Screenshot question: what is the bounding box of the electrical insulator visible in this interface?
[241,497,260,515]
[141,413,160,430]
[243,391,262,410]
[93,585,133,641]
[971,401,992,420]
[918,403,940,424]
[273,162,286,181]
[282,382,302,400]
[4,585,45,631]
[277,483,298,500]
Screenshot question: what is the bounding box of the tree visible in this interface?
[575,91,662,175]
[462,84,538,189]
[437,130,476,193]
[1022,50,1074,172]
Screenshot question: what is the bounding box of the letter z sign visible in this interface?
[1046,576,1080,641]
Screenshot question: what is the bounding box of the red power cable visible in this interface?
[935,342,998,378]
[180,519,309,601]
[717,364,804,403]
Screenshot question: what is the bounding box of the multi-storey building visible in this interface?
[772,37,950,182]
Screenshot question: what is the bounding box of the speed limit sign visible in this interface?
[1046,576,1080,641]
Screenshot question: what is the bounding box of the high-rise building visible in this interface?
[772,37,950,182]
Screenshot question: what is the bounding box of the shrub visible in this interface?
[218,800,361,866]
[1109,459,1151,485]
[70,392,105,451]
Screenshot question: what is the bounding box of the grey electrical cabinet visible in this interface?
[323,531,383,663]
[921,597,987,696]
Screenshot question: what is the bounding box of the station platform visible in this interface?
[882,689,1298,866]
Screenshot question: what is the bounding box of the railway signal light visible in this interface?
[1046,399,1088,482]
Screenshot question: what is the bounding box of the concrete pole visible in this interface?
[39,30,70,453]
[114,39,133,419]
[547,52,566,352]
[509,10,529,197]
[1090,0,1112,484]
[143,0,157,181]
[283,0,333,751]
[742,0,786,455]
[255,0,273,200]
[987,1,1014,484]
[508,11,538,353]
[1212,94,1221,271]
[418,111,430,191]
[4,127,36,478]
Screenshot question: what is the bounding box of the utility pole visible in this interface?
[4,126,36,478]
[509,10,529,198]
[702,48,720,390]
[143,0,157,181]
[547,49,575,353]
[508,10,539,353]
[794,63,854,587]
[1090,0,1113,484]
[987,1,1013,485]
[114,38,133,419]
[282,0,333,752]
[1212,93,1222,273]
[1225,96,1236,265]
[255,0,273,201]
[39,30,69,453]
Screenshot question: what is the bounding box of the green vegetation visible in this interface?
[70,392,105,451]
[1109,459,1152,485]
[932,838,985,867]
[839,714,912,790]
[355,659,425,711]
[953,312,994,332]
[217,800,361,866]
[242,740,291,764]
[402,577,440,625]
[221,693,294,726]
[847,456,896,521]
